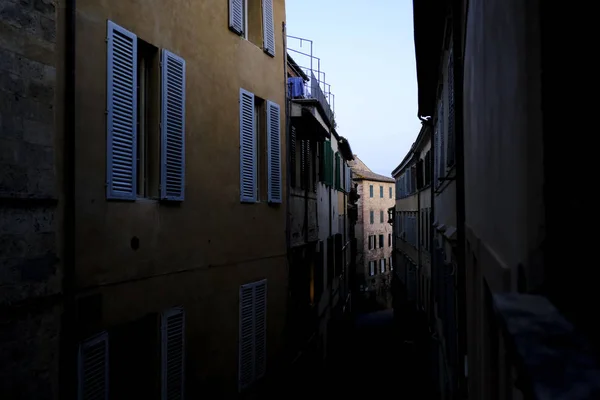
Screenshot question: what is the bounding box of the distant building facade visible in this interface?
[286,47,355,370]
[350,157,395,307]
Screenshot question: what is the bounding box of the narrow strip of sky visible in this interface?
[285,0,421,176]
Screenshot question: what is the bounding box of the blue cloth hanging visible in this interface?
[287,77,304,98]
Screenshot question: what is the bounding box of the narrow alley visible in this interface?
[265,306,438,399]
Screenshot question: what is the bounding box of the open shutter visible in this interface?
[106,21,137,200]
[267,101,281,203]
[161,307,185,400]
[161,49,186,201]
[262,0,275,56]
[229,0,244,35]
[78,331,109,400]
[240,89,256,203]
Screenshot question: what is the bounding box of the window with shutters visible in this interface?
[229,1,275,56]
[106,22,185,201]
[161,307,185,400]
[136,39,160,198]
[239,280,267,391]
[254,97,267,200]
[78,332,109,400]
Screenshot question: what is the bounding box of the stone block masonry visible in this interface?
[0,1,61,399]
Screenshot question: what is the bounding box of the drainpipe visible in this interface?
[283,22,291,254]
[452,0,468,397]
[60,0,77,398]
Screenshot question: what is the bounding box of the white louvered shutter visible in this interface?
[240,89,256,203]
[161,307,185,400]
[78,331,109,400]
[262,0,275,56]
[239,284,254,391]
[254,280,267,380]
[106,21,137,200]
[239,279,268,391]
[161,50,186,201]
[229,0,244,35]
[266,101,282,203]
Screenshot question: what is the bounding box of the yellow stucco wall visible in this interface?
[74,0,287,395]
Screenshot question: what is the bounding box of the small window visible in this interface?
[380,210,384,223]
[136,39,160,198]
[379,234,384,248]
[380,185,383,198]
[370,210,374,224]
[369,185,373,198]
[389,186,392,198]
[243,0,263,47]
[254,97,267,201]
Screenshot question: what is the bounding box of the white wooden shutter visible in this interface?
[262,0,275,56]
[161,307,185,400]
[240,88,256,203]
[78,331,109,400]
[266,101,281,203]
[239,284,254,390]
[106,21,137,200]
[239,279,268,391]
[229,0,244,35]
[254,280,267,380]
[161,49,186,201]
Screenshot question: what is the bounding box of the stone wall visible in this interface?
[0,0,61,398]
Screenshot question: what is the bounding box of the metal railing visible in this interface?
[287,35,335,125]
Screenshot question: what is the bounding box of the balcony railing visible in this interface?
[287,35,335,126]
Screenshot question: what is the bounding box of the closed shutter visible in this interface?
[266,101,282,203]
[161,50,186,201]
[438,99,445,180]
[300,140,306,189]
[78,331,109,400]
[229,0,244,35]
[262,0,275,56]
[239,279,268,391]
[240,89,256,203]
[106,21,137,200]
[447,49,455,166]
[254,280,267,380]
[161,307,185,400]
[290,127,296,187]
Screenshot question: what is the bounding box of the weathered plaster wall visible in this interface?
[0,0,63,398]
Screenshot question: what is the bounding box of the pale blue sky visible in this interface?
[286,0,421,177]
